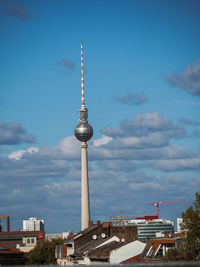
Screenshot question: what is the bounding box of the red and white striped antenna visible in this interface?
[81,41,85,110]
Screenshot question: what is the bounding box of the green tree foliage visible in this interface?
[164,247,186,262]
[165,192,200,261]
[181,192,200,260]
[27,238,63,265]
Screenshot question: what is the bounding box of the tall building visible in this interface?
[75,41,93,231]
[23,217,44,231]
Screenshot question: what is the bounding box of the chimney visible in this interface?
[97,220,101,226]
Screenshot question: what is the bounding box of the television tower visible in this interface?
[75,41,93,231]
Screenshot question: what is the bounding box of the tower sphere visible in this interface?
[75,122,93,142]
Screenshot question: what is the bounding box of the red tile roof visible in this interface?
[120,253,141,264]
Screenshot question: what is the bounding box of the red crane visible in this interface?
[149,200,184,218]
[110,211,158,225]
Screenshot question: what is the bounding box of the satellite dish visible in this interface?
[92,234,97,240]
[101,233,106,239]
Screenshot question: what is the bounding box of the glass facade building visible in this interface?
[111,219,174,240]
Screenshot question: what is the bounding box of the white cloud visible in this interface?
[128,112,171,130]
[155,158,200,171]
[172,99,200,106]
[114,92,148,106]
[105,133,169,149]
[165,58,200,96]
[102,112,186,139]
[93,135,112,147]
[8,147,39,160]
[130,182,164,191]
[0,121,35,145]
[1,112,199,232]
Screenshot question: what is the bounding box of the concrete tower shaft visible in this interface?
[81,141,90,230]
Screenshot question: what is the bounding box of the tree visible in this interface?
[164,247,186,262]
[181,192,200,260]
[165,192,200,261]
[27,239,63,265]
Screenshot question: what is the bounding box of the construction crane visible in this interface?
[110,212,158,225]
[0,215,11,232]
[149,201,184,218]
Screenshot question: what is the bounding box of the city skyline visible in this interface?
[0,0,200,233]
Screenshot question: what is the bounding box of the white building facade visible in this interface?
[23,217,44,231]
[177,218,183,232]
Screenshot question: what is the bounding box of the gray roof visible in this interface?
[71,237,112,257]
[87,241,126,259]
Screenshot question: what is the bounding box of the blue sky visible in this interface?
[0,0,200,233]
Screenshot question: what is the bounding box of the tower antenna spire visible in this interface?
[81,41,85,110]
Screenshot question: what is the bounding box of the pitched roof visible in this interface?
[71,224,99,241]
[0,242,23,254]
[87,241,126,260]
[71,237,119,257]
[71,238,106,257]
[140,238,176,262]
[120,253,142,264]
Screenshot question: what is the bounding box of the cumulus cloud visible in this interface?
[57,59,75,70]
[178,117,200,138]
[7,3,33,21]
[7,136,80,162]
[165,58,200,96]
[154,158,200,172]
[130,181,164,192]
[93,135,112,147]
[173,99,200,106]
[114,92,148,106]
[90,144,197,162]
[179,117,200,126]
[37,136,80,160]
[1,112,199,232]
[0,121,35,145]
[101,127,124,138]
[191,129,200,138]
[101,133,169,150]
[102,112,186,139]
[6,113,196,163]
[8,147,39,160]
[122,113,176,132]
[2,156,195,232]
[99,159,139,172]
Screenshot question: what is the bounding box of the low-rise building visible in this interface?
[0,242,27,265]
[141,238,175,261]
[0,230,45,252]
[56,220,138,265]
[122,238,185,264]
[46,232,71,241]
